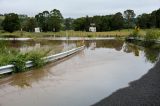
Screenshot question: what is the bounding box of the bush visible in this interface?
[27,52,45,68]
[129,27,140,38]
[0,41,50,72]
[10,54,27,72]
[144,30,160,42]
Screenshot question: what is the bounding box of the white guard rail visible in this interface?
[0,46,85,75]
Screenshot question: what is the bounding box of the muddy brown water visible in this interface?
[0,39,159,106]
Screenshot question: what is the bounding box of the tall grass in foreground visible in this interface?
[0,41,51,72]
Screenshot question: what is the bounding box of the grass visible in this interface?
[145,29,160,40]
[0,29,148,38]
[0,41,51,72]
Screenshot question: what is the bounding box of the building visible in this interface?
[89,27,96,32]
[35,27,40,33]
[89,23,96,32]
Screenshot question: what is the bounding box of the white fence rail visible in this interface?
[0,46,85,75]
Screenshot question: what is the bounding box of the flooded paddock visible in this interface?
[0,39,159,106]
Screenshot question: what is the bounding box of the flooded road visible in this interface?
[0,40,159,106]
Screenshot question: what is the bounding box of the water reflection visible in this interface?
[9,68,49,88]
[84,40,160,63]
[1,39,160,65]
[85,40,124,51]
[144,47,160,63]
[1,39,159,84]
[0,40,81,55]
[122,43,140,56]
[0,39,160,65]
[0,39,160,106]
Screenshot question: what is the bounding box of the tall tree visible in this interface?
[155,9,160,28]
[124,9,136,28]
[92,16,103,31]
[137,13,151,28]
[150,10,156,28]
[24,18,37,32]
[49,9,63,32]
[0,15,4,30]
[2,13,20,33]
[35,11,49,32]
[111,12,124,30]
[42,11,49,31]
[73,17,86,31]
[85,15,91,32]
[100,15,112,31]
[64,18,74,30]
[35,12,44,29]
[19,14,28,31]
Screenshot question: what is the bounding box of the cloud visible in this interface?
[0,0,159,18]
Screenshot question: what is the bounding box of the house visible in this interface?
[35,27,40,33]
[89,23,96,32]
[89,27,96,32]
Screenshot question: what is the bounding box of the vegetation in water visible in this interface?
[0,41,51,72]
[144,29,160,42]
[128,26,140,38]
[26,51,49,68]
[10,54,27,72]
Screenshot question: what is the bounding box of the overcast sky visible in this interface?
[0,0,159,18]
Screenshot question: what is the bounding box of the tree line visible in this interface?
[0,8,160,33]
[137,9,160,28]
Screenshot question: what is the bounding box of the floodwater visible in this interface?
[0,39,159,106]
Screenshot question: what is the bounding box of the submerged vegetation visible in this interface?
[126,28,160,46]
[144,29,160,42]
[0,41,50,72]
[126,32,160,63]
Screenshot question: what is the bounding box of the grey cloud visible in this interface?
[0,0,159,18]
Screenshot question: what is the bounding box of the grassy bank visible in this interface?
[127,29,160,42]
[0,29,147,38]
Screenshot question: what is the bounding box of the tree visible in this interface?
[92,16,103,31]
[124,9,136,28]
[84,15,91,32]
[0,15,4,30]
[64,18,74,30]
[19,14,28,31]
[42,11,49,31]
[155,8,160,28]
[100,15,112,31]
[137,13,151,28]
[150,10,156,28]
[2,13,20,32]
[111,12,124,30]
[24,18,37,32]
[49,9,63,32]
[35,9,63,32]
[73,17,86,31]
[35,11,49,32]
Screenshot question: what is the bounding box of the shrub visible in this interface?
[10,54,27,72]
[27,52,45,68]
[129,27,140,38]
[144,30,160,42]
